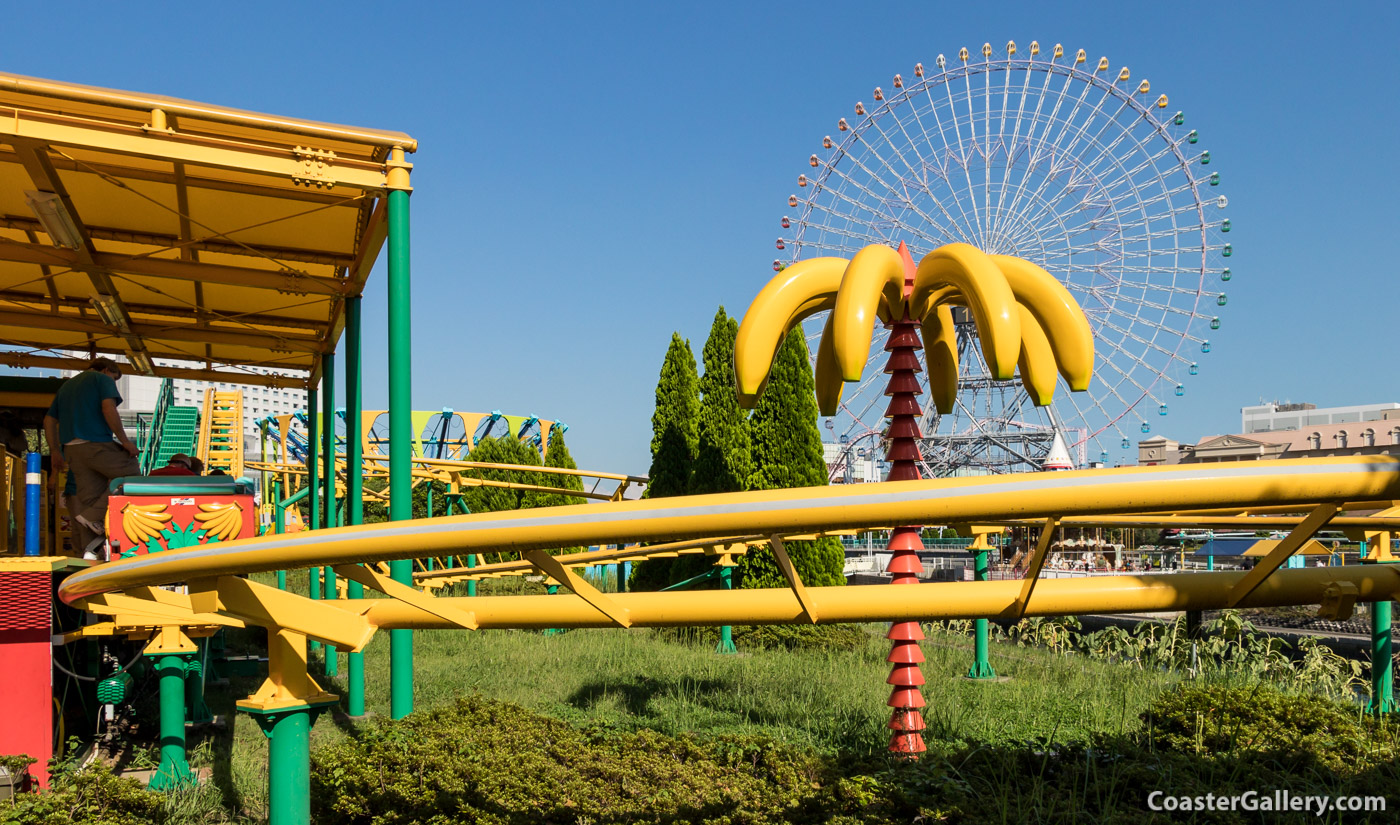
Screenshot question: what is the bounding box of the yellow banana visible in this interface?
[991,255,1094,390]
[194,502,244,541]
[813,312,844,416]
[1016,305,1058,406]
[121,503,171,544]
[734,258,848,400]
[829,244,909,381]
[910,244,1021,380]
[920,303,959,415]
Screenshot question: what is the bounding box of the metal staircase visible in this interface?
[196,389,245,478]
[139,378,201,474]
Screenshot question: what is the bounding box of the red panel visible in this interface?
[0,571,53,788]
[107,493,255,558]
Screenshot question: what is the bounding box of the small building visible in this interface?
[1141,401,1400,466]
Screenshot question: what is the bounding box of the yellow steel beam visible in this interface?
[0,238,352,296]
[1013,517,1059,620]
[188,575,375,651]
[416,535,759,584]
[1226,503,1339,608]
[0,308,324,353]
[524,549,630,628]
[0,289,327,332]
[0,352,305,388]
[59,457,1400,604]
[0,110,394,191]
[332,563,478,631]
[768,535,817,622]
[337,565,1400,630]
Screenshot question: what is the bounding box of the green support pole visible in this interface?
[1372,598,1394,716]
[321,351,338,678]
[466,553,477,597]
[306,391,321,657]
[619,560,630,593]
[387,171,414,720]
[716,566,736,654]
[1365,542,1396,715]
[345,295,366,717]
[1207,554,1215,571]
[272,478,287,590]
[966,548,997,680]
[148,654,193,791]
[250,708,319,825]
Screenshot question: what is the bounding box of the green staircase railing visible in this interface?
[139,378,201,473]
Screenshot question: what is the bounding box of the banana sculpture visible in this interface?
[735,242,1094,416]
[121,503,173,545]
[194,502,245,542]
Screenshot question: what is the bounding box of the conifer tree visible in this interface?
[670,307,752,584]
[538,427,587,556]
[633,333,700,589]
[647,332,699,498]
[691,307,751,496]
[740,328,846,588]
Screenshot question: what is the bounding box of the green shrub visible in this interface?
[1144,683,1398,772]
[311,694,864,824]
[1,760,162,825]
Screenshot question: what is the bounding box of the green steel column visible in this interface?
[306,390,322,656]
[387,167,414,720]
[273,479,287,590]
[466,553,477,597]
[1207,554,1215,571]
[716,565,736,654]
[1372,598,1394,715]
[307,384,320,531]
[346,295,366,717]
[321,352,338,678]
[262,710,312,825]
[148,654,193,791]
[1366,542,1396,715]
[966,549,997,680]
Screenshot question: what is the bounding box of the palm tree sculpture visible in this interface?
[734,241,1094,755]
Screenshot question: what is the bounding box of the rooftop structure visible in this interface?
[1242,401,1400,434]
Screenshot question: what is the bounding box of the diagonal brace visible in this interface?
[1013,517,1059,621]
[333,564,478,631]
[1227,503,1340,608]
[769,535,818,623]
[525,550,631,628]
[191,575,376,651]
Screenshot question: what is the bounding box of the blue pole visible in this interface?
[24,452,41,556]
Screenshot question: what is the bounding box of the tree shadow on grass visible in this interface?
[567,674,736,720]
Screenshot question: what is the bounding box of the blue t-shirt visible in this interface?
[47,370,122,444]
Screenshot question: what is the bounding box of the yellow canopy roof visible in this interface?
[0,71,416,388]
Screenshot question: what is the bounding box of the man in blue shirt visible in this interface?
[43,358,140,558]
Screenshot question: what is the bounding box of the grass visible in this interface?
[201,601,1183,820]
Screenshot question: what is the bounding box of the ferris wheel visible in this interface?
[778,41,1230,475]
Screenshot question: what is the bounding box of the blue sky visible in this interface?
[8,2,1398,474]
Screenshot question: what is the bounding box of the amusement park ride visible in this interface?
[0,44,1397,825]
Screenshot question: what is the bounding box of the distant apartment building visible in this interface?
[1141,400,1400,466]
[1241,401,1400,434]
[824,441,884,483]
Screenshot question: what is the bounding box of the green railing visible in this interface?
[139,378,176,474]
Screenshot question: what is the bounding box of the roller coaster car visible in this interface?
[105,476,256,559]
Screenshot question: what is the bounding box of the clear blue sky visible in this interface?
[8,1,1398,474]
